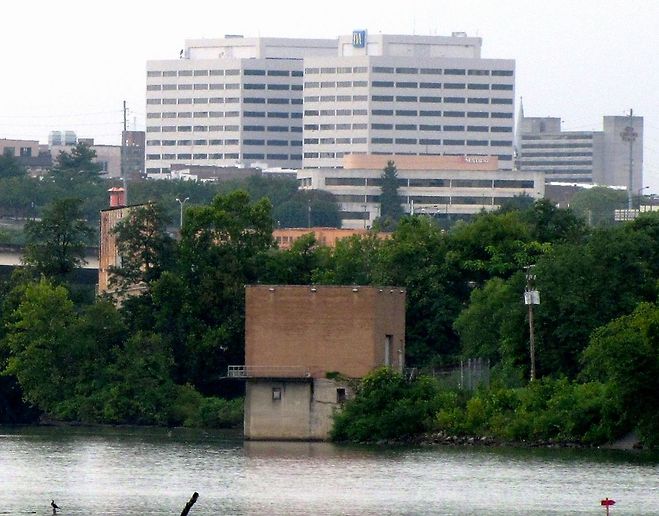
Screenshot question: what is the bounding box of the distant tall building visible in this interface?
[145,36,337,174]
[122,130,145,179]
[145,32,515,174]
[48,130,77,146]
[516,107,643,191]
[303,33,515,170]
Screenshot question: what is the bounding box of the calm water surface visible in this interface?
[0,426,656,515]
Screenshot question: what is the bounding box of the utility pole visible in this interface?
[122,100,128,203]
[524,265,540,382]
[620,108,637,210]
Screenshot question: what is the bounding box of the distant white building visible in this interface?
[303,32,515,170]
[516,106,643,191]
[146,32,516,175]
[145,36,337,174]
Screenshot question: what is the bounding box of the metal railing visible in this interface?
[226,365,311,378]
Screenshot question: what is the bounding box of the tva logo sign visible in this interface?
[352,30,366,48]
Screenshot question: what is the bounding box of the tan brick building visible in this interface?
[273,227,390,250]
[234,285,406,440]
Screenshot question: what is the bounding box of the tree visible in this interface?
[312,233,386,286]
[23,198,93,280]
[378,161,404,229]
[447,210,546,286]
[454,276,527,378]
[581,303,659,445]
[569,187,627,226]
[2,280,78,415]
[522,199,587,244]
[380,216,465,365]
[532,225,658,377]
[49,143,104,184]
[170,190,275,391]
[264,233,326,285]
[110,203,175,292]
[0,154,26,179]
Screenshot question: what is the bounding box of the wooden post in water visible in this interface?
[180,492,199,516]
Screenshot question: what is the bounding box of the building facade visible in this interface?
[303,33,515,170]
[234,285,406,440]
[145,36,337,174]
[516,111,643,191]
[145,33,515,174]
[273,227,390,249]
[299,154,544,228]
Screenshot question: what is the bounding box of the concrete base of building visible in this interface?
[244,377,351,441]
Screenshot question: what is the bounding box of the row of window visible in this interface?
[147,83,303,91]
[521,134,593,141]
[146,111,308,123]
[517,160,594,166]
[326,177,531,188]
[521,143,593,149]
[145,122,512,134]
[304,151,513,160]
[146,110,303,122]
[304,96,512,106]
[305,67,513,76]
[147,152,302,160]
[304,109,513,119]
[305,137,512,145]
[147,69,303,78]
[147,97,304,106]
[305,81,512,90]
[147,136,302,146]
[519,152,593,158]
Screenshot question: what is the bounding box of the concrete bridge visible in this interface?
[0,244,99,269]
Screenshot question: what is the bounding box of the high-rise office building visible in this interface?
[145,36,336,174]
[303,33,515,170]
[516,109,643,191]
[145,32,515,174]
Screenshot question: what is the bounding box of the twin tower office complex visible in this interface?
[145,32,515,174]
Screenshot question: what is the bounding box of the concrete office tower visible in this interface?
[145,36,337,174]
[517,112,643,190]
[600,116,643,192]
[303,32,516,170]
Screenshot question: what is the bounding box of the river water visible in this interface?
[0,426,656,515]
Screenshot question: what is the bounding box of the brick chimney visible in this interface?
[108,187,126,208]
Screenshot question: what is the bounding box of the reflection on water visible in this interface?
[0,426,656,515]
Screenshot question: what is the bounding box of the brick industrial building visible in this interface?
[232,285,406,441]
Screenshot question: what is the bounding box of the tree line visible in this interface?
[0,150,656,444]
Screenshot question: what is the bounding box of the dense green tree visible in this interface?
[332,367,445,442]
[447,210,546,285]
[2,280,78,414]
[100,331,177,425]
[0,154,26,179]
[380,216,465,365]
[264,233,326,285]
[378,161,404,229]
[110,202,175,292]
[22,198,94,280]
[49,143,104,184]
[534,225,657,377]
[569,186,627,226]
[581,303,659,445]
[453,275,527,381]
[313,233,386,286]
[169,191,275,391]
[522,199,587,244]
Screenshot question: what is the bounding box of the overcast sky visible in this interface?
[2,0,658,192]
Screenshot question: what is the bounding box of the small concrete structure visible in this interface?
[235,285,405,441]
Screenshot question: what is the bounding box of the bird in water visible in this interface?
[51,500,60,514]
